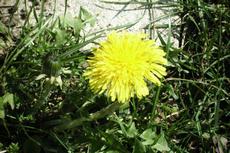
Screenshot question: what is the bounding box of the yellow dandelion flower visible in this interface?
[84,31,167,103]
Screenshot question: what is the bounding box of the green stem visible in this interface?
[54,102,121,131]
[151,86,161,120]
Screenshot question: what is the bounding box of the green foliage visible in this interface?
[0,0,229,153]
[7,143,20,153]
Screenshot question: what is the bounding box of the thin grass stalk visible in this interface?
[151,85,161,120]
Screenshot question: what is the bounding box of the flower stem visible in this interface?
[54,102,121,131]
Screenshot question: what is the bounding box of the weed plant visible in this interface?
[0,0,229,153]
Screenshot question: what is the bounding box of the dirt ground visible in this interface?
[0,0,178,55]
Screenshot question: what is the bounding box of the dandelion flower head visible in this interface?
[84,31,167,103]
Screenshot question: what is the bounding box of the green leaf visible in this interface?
[7,142,20,153]
[0,110,4,119]
[152,133,170,152]
[0,97,5,119]
[55,29,67,45]
[113,116,128,136]
[55,76,63,89]
[3,92,14,110]
[127,122,138,138]
[62,14,83,34]
[79,7,96,26]
[35,74,47,80]
[73,17,83,34]
[0,20,7,34]
[133,138,146,153]
[140,128,156,145]
[62,14,75,28]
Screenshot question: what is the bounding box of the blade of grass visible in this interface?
[0,18,51,73]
